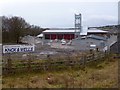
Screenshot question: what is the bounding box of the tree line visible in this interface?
[2,16,45,44]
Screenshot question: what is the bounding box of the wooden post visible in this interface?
[90,49,93,54]
[81,54,86,71]
[27,53,31,72]
[92,53,95,60]
[7,53,12,74]
[47,54,51,71]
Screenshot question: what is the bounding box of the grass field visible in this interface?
[2,55,118,88]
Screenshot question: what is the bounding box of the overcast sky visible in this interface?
[0,0,119,28]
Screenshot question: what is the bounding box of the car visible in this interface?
[90,44,96,50]
[61,40,66,45]
[67,40,72,45]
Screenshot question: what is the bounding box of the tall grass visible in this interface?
[3,54,118,88]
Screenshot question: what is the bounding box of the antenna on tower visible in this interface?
[75,13,82,38]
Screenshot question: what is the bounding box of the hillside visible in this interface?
[89,25,120,34]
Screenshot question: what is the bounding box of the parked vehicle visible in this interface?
[61,39,66,45]
[90,44,96,50]
[67,40,72,45]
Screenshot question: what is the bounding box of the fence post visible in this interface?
[27,53,32,72]
[7,53,12,74]
[92,53,95,60]
[46,54,51,71]
[81,54,86,71]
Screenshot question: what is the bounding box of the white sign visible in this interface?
[3,45,35,53]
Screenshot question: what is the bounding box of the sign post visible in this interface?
[2,45,35,74]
